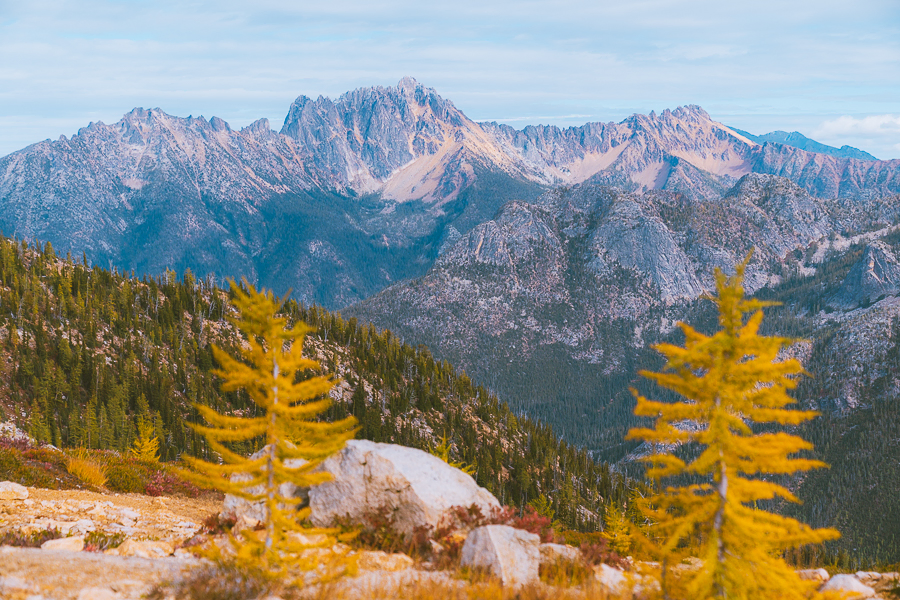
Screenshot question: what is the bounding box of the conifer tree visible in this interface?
[601,504,632,556]
[627,256,840,599]
[130,419,160,462]
[179,280,357,580]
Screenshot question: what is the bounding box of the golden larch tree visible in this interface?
[180,280,357,579]
[627,256,840,599]
[130,419,160,462]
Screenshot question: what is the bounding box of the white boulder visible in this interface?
[539,543,582,565]
[41,536,84,552]
[821,574,877,599]
[222,446,308,523]
[310,440,500,535]
[0,481,28,500]
[459,525,540,587]
[105,538,174,558]
[594,563,627,596]
[796,568,830,582]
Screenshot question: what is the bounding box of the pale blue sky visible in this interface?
[1,0,898,158]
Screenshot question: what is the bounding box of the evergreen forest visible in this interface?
[0,234,632,532]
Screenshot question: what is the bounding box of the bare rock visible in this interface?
[594,563,627,596]
[858,571,900,594]
[310,440,500,536]
[459,525,540,587]
[0,481,29,500]
[77,587,121,600]
[41,536,85,552]
[796,568,830,582]
[106,539,174,558]
[222,446,308,523]
[539,543,582,565]
[357,550,415,572]
[829,241,900,309]
[821,574,877,599]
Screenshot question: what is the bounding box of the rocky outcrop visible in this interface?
[829,241,900,309]
[346,172,856,446]
[821,574,878,599]
[459,525,540,587]
[539,543,582,565]
[309,440,500,535]
[221,445,308,524]
[0,481,28,500]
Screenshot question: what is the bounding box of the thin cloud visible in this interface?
[0,0,898,157]
[814,114,900,138]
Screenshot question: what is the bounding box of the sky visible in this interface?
[1,0,899,159]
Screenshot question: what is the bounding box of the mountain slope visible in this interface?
[349,174,900,561]
[0,233,633,531]
[730,127,878,161]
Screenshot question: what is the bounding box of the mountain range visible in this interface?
[729,128,878,161]
[2,77,898,308]
[2,77,900,559]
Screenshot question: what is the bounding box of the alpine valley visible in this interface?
[2,77,899,561]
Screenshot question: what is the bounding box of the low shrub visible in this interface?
[579,538,627,570]
[0,527,62,548]
[539,556,593,587]
[0,445,73,489]
[509,506,561,543]
[201,513,238,535]
[146,562,274,600]
[105,463,146,493]
[65,449,108,488]
[84,530,126,552]
[146,470,201,498]
[336,505,409,555]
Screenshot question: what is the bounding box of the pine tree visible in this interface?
[179,280,358,581]
[627,256,840,599]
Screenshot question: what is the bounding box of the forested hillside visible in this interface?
[0,234,632,531]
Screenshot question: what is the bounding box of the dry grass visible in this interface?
[65,448,108,488]
[305,576,631,600]
[151,559,648,600]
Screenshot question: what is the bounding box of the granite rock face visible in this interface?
[829,242,900,309]
[309,440,500,535]
[460,525,540,587]
[221,445,308,524]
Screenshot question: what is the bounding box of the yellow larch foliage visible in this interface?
[626,255,840,600]
[178,280,358,582]
[130,419,160,462]
[601,504,632,557]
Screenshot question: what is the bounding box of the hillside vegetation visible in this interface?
[0,234,632,532]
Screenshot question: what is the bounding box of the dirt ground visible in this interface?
[0,485,222,599]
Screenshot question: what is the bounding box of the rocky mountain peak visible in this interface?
[278,77,532,200]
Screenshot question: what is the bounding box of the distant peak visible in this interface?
[209,116,231,132]
[397,76,420,92]
[123,107,169,121]
[677,104,710,119]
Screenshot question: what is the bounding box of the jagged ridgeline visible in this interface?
[0,234,632,530]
